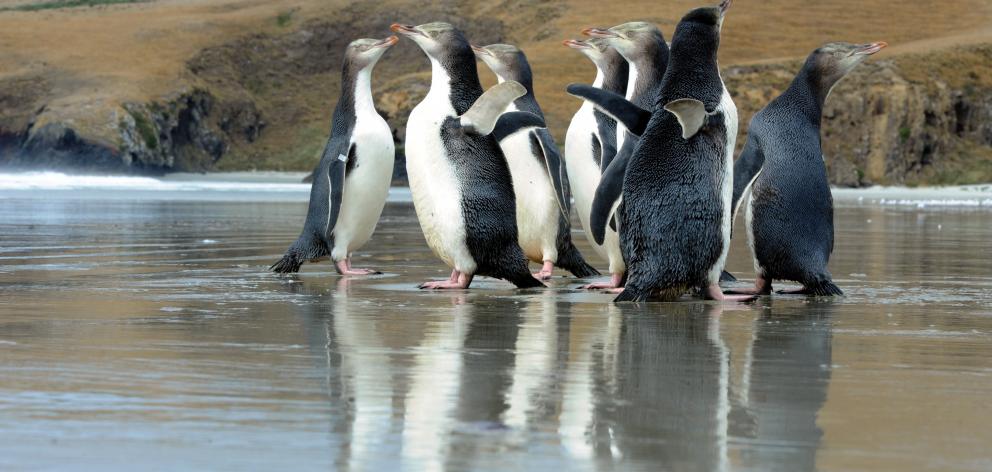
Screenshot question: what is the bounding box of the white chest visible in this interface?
[404,64,476,272]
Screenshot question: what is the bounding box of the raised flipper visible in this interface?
[461,81,528,136]
[567,84,652,137]
[491,111,546,142]
[664,98,712,140]
[589,146,630,245]
[535,131,570,217]
[731,133,766,225]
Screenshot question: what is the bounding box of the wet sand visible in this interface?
[1,178,991,471]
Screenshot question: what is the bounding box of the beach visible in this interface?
[1,172,991,471]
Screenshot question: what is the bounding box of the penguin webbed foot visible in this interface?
[706,284,759,303]
[579,272,624,290]
[418,270,473,290]
[532,261,555,281]
[334,259,382,277]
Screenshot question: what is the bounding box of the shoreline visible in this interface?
[0,170,990,207]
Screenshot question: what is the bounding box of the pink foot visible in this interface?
[706,284,758,303]
[580,272,624,290]
[419,270,473,290]
[533,261,555,280]
[726,274,770,295]
[335,259,381,276]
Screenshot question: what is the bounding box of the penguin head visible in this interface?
[563,38,609,66]
[808,42,888,91]
[582,22,665,63]
[344,36,398,70]
[670,0,731,60]
[391,22,468,59]
[471,44,531,85]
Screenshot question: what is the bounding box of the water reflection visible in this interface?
[733,301,834,472]
[301,286,837,471]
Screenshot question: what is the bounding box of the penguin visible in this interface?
[568,0,751,302]
[391,22,547,290]
[271,36,398,275]
[580,21,670,290]
[729,41,887,296]
[472,43,600,280]
[562,37,630,289]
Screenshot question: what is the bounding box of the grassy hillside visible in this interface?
[1,0,991,184]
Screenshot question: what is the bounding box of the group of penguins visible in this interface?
[271,0,887,303]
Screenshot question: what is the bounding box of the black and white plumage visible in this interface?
[473,43,599,280]
[392,22,546,290]
[583,21,670,248]
[562,38,629,289]
[730,41,887,296]
[569,1,747,302]
[271,36,398,275]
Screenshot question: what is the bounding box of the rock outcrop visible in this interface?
[0,4,989,186]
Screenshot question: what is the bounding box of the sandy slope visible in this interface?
[0,0,990,173]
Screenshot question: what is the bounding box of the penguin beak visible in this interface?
[582,28,619,39]
[471,45,491,57]
[853,42,888,56]
[719,0,732,16]
[390,23,425,38]
[373,36,399,49]
[563,39,591,50]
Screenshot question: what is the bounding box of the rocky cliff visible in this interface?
[0,2,989,186]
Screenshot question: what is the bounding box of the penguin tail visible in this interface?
[556,244,601,278]
[270,251,303,274]
[808,280,844,296]
[720,270,737,283]
[270,235,328,274]
[613,285,649,303]
[507,270,547,289]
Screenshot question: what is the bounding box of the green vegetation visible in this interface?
[127,109,158,151]
[275,9,294,27]
[1,0,143,12]
[899,126,912,143]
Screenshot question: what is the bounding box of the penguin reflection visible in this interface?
[577,301,835,471]
[733,301,836,472]
[588,304,732,470]
[284,278,398,471]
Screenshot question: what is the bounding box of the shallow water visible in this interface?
[1,177,991,471]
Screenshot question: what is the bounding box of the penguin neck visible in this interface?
[350,66,377,117]
[627,49,668,107]
[591,67,605,88]
[784,65,830,126]
[601,57,629,96]
[429,52,484,115]
[333,62,368,133]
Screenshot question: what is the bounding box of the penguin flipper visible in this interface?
[491,111,546,142]
[534,131,570,218]
[322,141,352,242]
[566,84,651,136]
[590,148,629,245]
[731,135,766,225]
[461,81,529,136]
[664,98,711,140]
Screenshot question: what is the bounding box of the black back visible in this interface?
[737,53,837,285]
[615,7,729,300]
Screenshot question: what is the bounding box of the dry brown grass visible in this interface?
[1,0,990,168]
